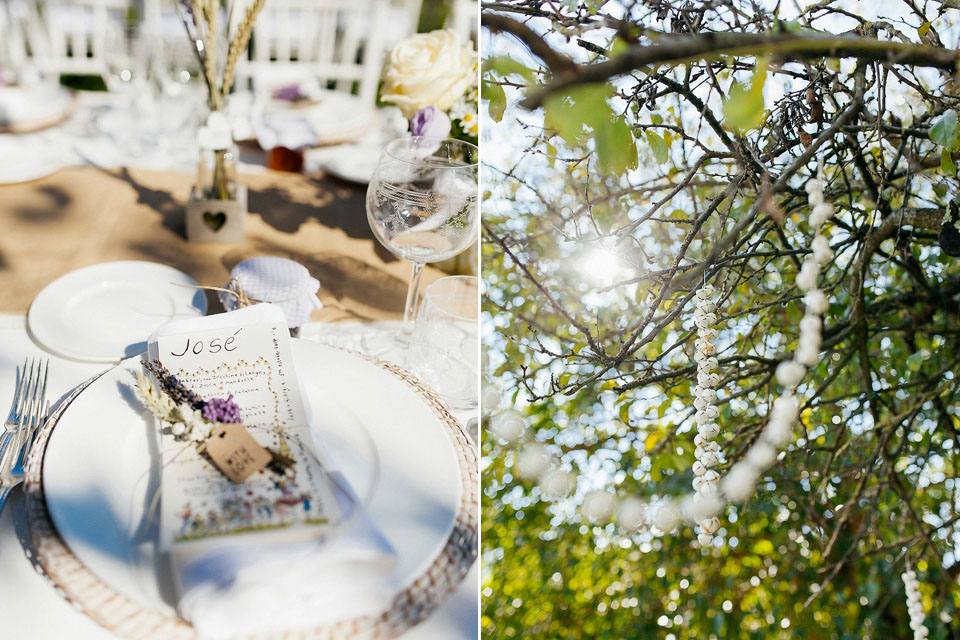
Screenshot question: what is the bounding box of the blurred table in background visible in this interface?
[0,165,442,318]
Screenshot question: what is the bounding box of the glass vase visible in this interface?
[197,143,239,201]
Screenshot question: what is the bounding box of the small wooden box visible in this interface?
[185,185,247,243]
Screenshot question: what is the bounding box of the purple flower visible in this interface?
[202,395,242,423]
[273,84,308,102]
[409,105,451,139]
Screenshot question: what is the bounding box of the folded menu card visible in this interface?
[146,304,396,638]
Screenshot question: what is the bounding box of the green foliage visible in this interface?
[482,2,960,640]
[930,109,958,148]
[544,84,639,174]
[484,80,507,122]
[646,130,669,164]
[722,58,768,132]
[483,56,537,84]
[941,149,956,176]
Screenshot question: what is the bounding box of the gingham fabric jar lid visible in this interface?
[219,256,322,328]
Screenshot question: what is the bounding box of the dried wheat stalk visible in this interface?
[221,0,266,100]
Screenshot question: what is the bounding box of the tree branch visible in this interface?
[483,14,959,110]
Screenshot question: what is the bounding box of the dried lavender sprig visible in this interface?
[143,361,205,411]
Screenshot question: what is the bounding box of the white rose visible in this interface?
[381,29,477,118]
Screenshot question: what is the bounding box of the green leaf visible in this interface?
[484,81,507,122]
[483,55,536,83]
[545,141,557,168]
[929,109,957,147]
[918,21,932,37]
[595,116,638,175]
[543,83,612,143]
[942,149,956,176]
[722,58,768,132]
[644,431,662,451]
[608,37,630,58]
[906,350,926,371]
[646,130,669,164]
[544,84,638,175]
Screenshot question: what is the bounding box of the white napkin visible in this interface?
[148,304,396,639]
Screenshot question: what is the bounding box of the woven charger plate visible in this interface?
[23,350,478,640]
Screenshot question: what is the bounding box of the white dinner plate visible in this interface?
[0,84,75,133]
[28,262,207,363]
[0,145,65,184]
[307,141,383,184]
[252,89,377,148]
[40,341,463,631]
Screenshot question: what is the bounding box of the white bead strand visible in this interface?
[721,171,833,503]
[902,567,928,640]
[690,283,724,546]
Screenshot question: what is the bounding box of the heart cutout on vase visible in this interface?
[203,211,227,231]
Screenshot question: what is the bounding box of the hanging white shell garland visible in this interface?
[721,170,834,502]
[691,283,723,546]
[902,565,929,640]
[488,170,836,549]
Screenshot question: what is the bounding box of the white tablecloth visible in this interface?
[0,314,478,640]
[0,87,404,185]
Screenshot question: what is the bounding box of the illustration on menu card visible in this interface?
[148,319,341,547]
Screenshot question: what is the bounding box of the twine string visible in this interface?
[173,278,305,306]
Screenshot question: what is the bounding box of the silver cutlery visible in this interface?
[0,359,49,514]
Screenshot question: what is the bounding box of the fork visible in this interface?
[0,359,49,514]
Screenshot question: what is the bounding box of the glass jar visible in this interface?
[197,144,239,201]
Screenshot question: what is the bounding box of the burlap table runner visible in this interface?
[0,166,442,319]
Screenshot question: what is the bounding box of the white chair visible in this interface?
[446,0,477,44]
[1,0,52,78]
[386,0,423,47]
[39,0,132,77]
[232,0,390,106]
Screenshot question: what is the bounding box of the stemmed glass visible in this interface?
[366,136,479,348]
[103,24,155,155]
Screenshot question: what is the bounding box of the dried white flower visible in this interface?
[480,384,501,415]
[799,316,822,334]
[616,497,648,531]
[491,410,527,444]
[804,290,829,314]
[653,502,681,532]
[721,463,760,502]
[776,360,806,387]
[796,260,820,292]
[540,469,576,498]
[582,490,616,523]
[811,235,833,263]
[795,342,821,367]
[179,402,207,439]
[515,443,552,480]
[691,491,723,521]
[745,440,777,469]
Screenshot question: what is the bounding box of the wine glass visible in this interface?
[103,24,155,155]
[365,136,479,349]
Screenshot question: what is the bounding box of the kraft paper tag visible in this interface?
[205,423,272,483]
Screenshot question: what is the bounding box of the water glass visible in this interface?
[410,276,478,411]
